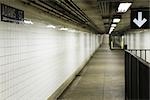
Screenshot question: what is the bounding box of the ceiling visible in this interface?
[22,0,149,34]
[72,0,149,33]
[72,0,106,32]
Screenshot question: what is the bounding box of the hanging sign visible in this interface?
[131,8,149,29]
[1,4,24,23]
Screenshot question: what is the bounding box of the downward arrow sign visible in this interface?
[133,12,147,27]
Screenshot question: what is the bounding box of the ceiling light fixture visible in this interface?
[117,3,132,13]
[47,25,56,29]
[109,27,115,34]
[68,29,76,33]
[111,24,117,27]
[24,20,33,24]
[59,28,69,31]
[109,29,113,34]
[113,18,121,23]
[110,27,115,30]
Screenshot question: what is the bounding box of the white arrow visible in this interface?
[133,12,147,28]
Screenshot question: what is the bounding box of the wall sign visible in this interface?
[131,8,150,29]
[1,4,24,23]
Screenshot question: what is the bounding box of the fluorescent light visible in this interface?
[109,31,112,34]
[59,28,77,32]
[24,20,33,24]
[117,3,132,13]
[109,27,115,34]
[68,29,76,33]
[59,28,69,31]
[113,18,120,23]
[109,29,113,34]
[110,27,115,30]
[47,25,56,29]
[111,24,117,27]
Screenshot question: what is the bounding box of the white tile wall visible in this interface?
[0,0,102,100]
[126,29,150,62]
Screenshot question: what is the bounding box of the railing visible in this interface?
[128,49,150,63]
[125,50,150,100]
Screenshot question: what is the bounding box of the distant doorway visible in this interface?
[109,34,125,50]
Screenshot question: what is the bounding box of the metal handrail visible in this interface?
[125,50,150,100]
[127,49,150,64]
[127,49,150,51]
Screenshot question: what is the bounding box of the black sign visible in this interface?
[1,4,24,23]
[131,8,150,29]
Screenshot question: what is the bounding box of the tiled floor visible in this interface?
[58,36,125,100]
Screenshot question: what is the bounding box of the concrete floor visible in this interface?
[58,36,125,100]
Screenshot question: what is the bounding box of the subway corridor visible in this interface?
[58,35,125,100]
[0,0,149,100]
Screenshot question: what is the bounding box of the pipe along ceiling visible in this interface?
[22,0,102,34]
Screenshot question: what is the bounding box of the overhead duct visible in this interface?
[21,0,101,33]
[97,0,133,2]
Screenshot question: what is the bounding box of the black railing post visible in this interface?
[137,60,140,99]
[145,50,146,61]
[125,51,127,100]
[125,49,150,100]
[140,50,142,58]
